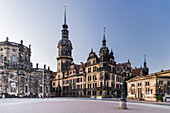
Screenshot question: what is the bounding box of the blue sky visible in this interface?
[0,0,170,73]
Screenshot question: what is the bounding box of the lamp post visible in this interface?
[119,72,127,109]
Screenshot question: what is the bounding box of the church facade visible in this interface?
[52,8,149,97]
[0,38,52,98]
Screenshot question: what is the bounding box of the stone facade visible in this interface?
[52,8,140,98]
[0,38,52,98]
[126,70,170,101]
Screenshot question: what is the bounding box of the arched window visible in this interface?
[88,76,91,81]
[93,75,97,80]
[11,55,17,62]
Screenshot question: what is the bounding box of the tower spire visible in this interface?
[91,48,93,52]
[102,27,106,46]
[62,5,68,29]
[144,54,146,67]
[64,5,66,25]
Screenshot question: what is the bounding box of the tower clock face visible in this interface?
[62,60,66,63]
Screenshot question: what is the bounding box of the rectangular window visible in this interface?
[145,87,150,94]
[159,86,163,94]
[92,83,94,88]
[145,82,149,86]
[159,81,163,85]
[95,83,97,88]
[131,84,135,95]
[77,78,79,83]
[138,83,141,86]
[167,87,170,95]
[88,84,91,89]
[88,91,91,95]
[145,82,150,94]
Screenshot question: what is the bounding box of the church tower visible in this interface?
[57,6,73,73]
[99,28,109,62]
[142,55,149,76]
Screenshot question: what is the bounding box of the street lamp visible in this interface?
[119,72,127,109]
[37,69,44,99]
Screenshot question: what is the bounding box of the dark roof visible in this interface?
[132,68,142,76]
[116,62,130,67]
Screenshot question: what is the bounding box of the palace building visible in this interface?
[126,70,170,101]
[0,38,52,98]
[52,7,149,97]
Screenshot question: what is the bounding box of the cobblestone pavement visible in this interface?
[0,98,170,113]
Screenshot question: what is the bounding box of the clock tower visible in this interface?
[57,6,73,73]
